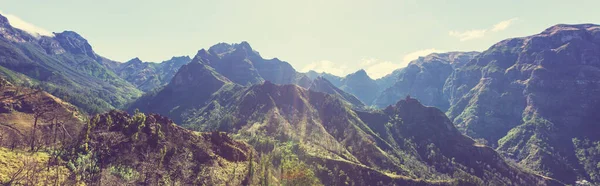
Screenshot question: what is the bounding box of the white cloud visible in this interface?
[364,60,397,79]
[448,29,487,41]
[301,60,349,77]
[491,18,518,32]
[0,11,53,38]
[303,49,442,79]
[449,18,519,41]
[360,58,378,67]
[402,48,442,65]
[361,50,441,79]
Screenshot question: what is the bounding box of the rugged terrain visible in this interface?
[444,24,600,184]
[131,50,563,185]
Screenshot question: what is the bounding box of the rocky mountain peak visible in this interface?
[353,69,369,77]
[233,41,253,51]
[541,24,600,35]
[208,42,233,55]
[170,55,191,61]
[54,30,97,59]
[170,61,230,89]
[0,14,9,26]
[127,57,143,64]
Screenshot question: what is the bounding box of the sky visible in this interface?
[1,0,599,79]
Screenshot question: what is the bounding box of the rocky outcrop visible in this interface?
[53,31,98,59]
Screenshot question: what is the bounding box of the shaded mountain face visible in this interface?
[339,69,380,105]
[127,53,236,124]
[373,52,479,110]
[305,70,344,87]
[308,77,365,107]
[374,68,404,90]
[360,97,561,186]
[68,111,253,185]
[445,24,600,184]
[196,42,309,87]
[114,56,191,91]
[0,13,141,114]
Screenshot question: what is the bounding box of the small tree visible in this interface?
[30,95,55,152]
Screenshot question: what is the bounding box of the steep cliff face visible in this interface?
[445,24,600,184]
[374,52,479,110]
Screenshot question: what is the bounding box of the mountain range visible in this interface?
[1,11,599,185]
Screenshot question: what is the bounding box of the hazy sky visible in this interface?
[1,0,598,78]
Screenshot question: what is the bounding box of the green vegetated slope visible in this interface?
[0,13,141,114]
[69,111,254,185]
[0,76,83,149]
[445,24,600,184]
[0,78,258,185]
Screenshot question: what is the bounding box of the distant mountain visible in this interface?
[305,70,344,87]
[374,68,404,90]
[308,77,365,107]
[0,13,142,113]
[445,24,600,184]
[197,42,310,87]
[114,56,191,91]
[338,69,380,105]
[128,52,234,124]
[373,52,479,110]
